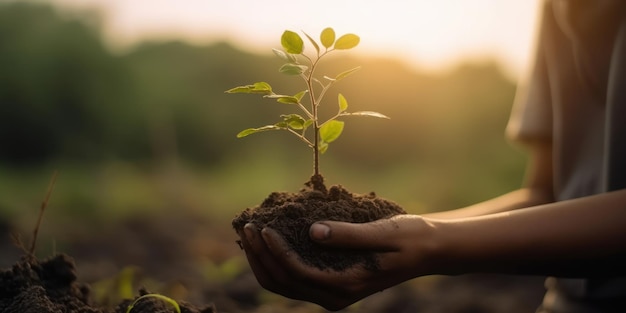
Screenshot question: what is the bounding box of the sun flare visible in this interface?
[54,0,539,77]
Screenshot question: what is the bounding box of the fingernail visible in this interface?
[310,223,330,241]
[243,223,256,239]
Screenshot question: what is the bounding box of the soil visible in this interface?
[232,175,407,271]
[0,253,216,313]
[0,175,547,313]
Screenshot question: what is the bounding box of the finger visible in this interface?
[239,223,300,298]
[237,224,276,290]
[257,227,360,310]
[309,218,405,250]
[311,215,427,283]
[262,227,373,287]
[311,216,424,278]
[243,224,351,307]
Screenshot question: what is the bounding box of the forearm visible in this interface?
[427,188,626,277]
[423,187,554,219]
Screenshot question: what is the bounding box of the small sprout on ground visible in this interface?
[226,27,389,179]
[11,170,58,261]
[125,293,181,313]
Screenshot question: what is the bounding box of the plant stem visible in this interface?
[287,128,313,147]
[306,56,322,177]
[303,50,330,177]
[30,170,58,257]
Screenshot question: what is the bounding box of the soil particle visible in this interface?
[0,254,102,313]
[232,178,406,271]
[0,254,217,313]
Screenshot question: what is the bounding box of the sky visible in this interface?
[53,0,542,79]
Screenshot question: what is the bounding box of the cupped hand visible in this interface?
[236,215,435,311]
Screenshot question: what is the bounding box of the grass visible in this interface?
[0,138,525,229]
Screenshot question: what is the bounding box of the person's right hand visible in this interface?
[236,214,437,311]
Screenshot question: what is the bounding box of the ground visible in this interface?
[0,184,547,313]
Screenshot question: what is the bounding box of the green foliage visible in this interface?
[320,28,336,48]
[0,2,132,164]
[280,30,304,54]
[125,293,181,313]
[334,34,360,50]
[226,27,389,176]
[0,1,525,217]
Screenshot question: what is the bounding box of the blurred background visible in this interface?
[0,0,547,312]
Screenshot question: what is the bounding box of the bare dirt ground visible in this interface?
[0,204,546,313]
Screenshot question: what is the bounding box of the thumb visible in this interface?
[309,219,400,251]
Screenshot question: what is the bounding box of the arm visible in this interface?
[237,141,626,310]
[251,188,626,310]
[429,140,626,275]
[431,188,626,277]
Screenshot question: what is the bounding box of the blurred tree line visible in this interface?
[0,1,268,166]
[0,1,527,214]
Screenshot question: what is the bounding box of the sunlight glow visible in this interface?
[53,0,540,78]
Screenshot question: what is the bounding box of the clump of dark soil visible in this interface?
[0,254,216,313]
[232,175,407,271]
[0,254,95,313]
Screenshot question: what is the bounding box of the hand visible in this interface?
[236,215,435,311]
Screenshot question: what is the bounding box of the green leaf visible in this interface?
[320,120,344,143]
[236,125,281,138]
[252,82,273,93]
[225,82,272,94]
[281,30,304,54]
[346,111,390,119]
[334,34,360,50]
[281,114,306,129]
[279,63,308,75]
[320,27,335,48]
[126,294,181,313]
[276,97,299,104]
[265,94,298,104]
[337,93,348,112]
[264,90,308,104]
[273,48,298,63]
[335,66,361,81]
[224,86,252,94]
[303,119,314,129]
[303,31,320,54]
[272,48,289,61]
[319,141,329,154]
[294,90,308,102]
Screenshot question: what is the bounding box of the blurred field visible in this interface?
[0,2,539,312]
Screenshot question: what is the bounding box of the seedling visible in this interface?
[125,293,181,313]
[226,27,388,180]
[11,170,58,261]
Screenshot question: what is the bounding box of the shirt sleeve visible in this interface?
[506,1,554,144]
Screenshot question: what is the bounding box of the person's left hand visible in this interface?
[236,215,435,311]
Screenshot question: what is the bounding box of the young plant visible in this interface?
[226,27,388,180]
[11,170,58,262]
[125,293,181,313]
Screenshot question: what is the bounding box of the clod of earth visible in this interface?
[0,254,217,313]
[232,177,406,271]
